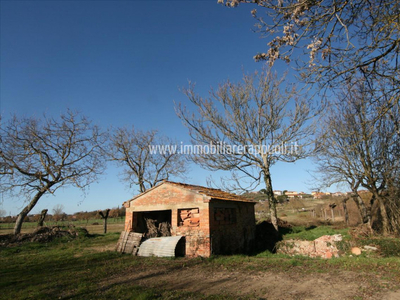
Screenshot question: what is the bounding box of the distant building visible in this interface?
[297,192,309,199]
[273,190,283,196]
[285,191,298,198]
[332,192,345,197]
[313,192,325,199]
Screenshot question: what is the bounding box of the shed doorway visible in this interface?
[134,210,172,239]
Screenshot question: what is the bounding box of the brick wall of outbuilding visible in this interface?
[174,207,211,257]
[124,184,211,257]
[209,200,256,255]
[124,183,256,257]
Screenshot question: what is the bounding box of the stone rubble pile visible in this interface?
[277,234,343,259]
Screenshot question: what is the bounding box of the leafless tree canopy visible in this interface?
[176,68,316,231]
[315,77,400,234]
[52,204,65,222]
[0,110,106,234]
[52,204,64,216]
[219,0,400,90]
[107,126,187,193]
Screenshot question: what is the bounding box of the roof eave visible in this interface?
[208,197,257,204]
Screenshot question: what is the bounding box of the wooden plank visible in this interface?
[115,231,128,252]
[115,231,143,254]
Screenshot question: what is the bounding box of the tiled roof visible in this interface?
[125,180,256,204]
[164,181,255,203]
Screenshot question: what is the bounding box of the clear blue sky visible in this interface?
[0,0,332,216]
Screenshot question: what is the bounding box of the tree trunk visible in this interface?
[342,198,349,225]
[389,211,400,235]
[139,176,146,193]
[14,213,27,235]
[14,190,46,235]
[263,171,278,233]
[104,218,108,234]
[99,209,110,234]
[376,196,390,235]
[351,192,370,225]
[37,209,48,227]
[386,196,400,235]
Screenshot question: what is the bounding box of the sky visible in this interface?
[0,0,333,216]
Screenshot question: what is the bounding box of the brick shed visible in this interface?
[123,181,256,257]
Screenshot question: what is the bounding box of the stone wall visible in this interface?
[277,234,343,259]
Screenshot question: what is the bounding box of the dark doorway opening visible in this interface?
[134,210,172,239]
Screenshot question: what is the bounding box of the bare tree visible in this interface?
[313,96,372,226]
[52,204,65,222]
[107,126,187,193]
[315,77,400,234]
[218,0,400,91]
[176,68,316,232]
[0,111,106,235]
[98,209,110,234]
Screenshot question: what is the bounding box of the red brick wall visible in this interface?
[209,200,256,255]
[174,207,211,257]
[124,211,133,231]
[128,184,205,209]
[124,183,255,257]
[125,183,211,257]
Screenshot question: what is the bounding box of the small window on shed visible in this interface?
[178,208,200,227]
[214,208,237,225]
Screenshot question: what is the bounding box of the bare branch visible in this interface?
[106,126,188,193]
[314,76,400,234]
[219,0,400,92]
[176,67,317,232]
[0,110,106,234]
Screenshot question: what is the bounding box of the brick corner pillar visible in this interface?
[124,211,133,232]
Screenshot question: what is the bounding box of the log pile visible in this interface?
[0,226,89,247]
[144,217,171,238]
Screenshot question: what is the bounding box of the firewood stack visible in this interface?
[144,217,171,238]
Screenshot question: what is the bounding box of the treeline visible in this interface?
[0,207,125,224]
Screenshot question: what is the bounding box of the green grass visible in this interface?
[1,226,400,299]
[3,234,144,299]
[207,252,400,279]
[356,237,400,257]
[281,225,350,241]
[0,232,242,299]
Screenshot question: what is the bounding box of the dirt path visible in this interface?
[100,260,400,299]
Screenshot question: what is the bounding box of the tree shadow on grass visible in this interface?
[253,220,293,254]
[305,225,317,231]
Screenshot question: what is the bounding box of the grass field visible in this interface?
[0,218,125,235]
[1,226,400,299]
[2,198,400,299]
